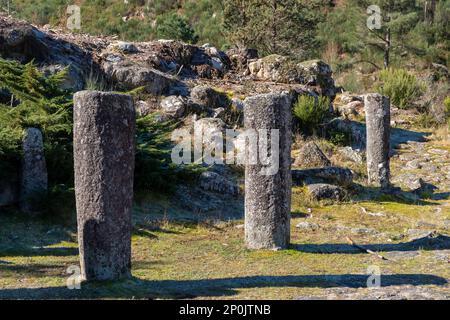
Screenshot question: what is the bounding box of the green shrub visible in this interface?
[156,13,198,43]
[378,68,426,109]
[445,97,450,129]
[444,96,450,115]
[0,59,73,184]
[328,130,351,146]
[293,95,330,135]
[134,114,203,193]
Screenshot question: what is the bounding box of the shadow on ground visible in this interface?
[0,273,447,299]
[292,233,450,254]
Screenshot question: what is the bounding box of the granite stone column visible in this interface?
[243,93,292,250]
[73,91,135,281]
[365,93,390,190]
[20,127,48,214]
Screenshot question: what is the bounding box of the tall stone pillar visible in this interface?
[365,93,390,190]
[244,93,292,250]
[20,127,48,214]
[73,91,135,281]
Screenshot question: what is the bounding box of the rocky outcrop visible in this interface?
[292,167,353,186]
[248,56,338,100]
[160,95,187,119]
[0,15,103,91]
[190,85,230,110]
[103,62,186,95]
[227,47,258,71]
[326,117,366,150]
[199,171,239,196]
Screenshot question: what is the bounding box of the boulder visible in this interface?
[40,64,84,92]
[248,54,289,82]
[335,100,365,117]
[190,85,230,109]
[103,62,186,95]
[160,95,186,119]
[109,41,138,54]
[292,167,353,186]
[135,99,159,117]
[338,146,364,164]
[307,183,347,201]
[248,57,337,100]
[335,93,363,105]
[326,117,366,150]
[0,17,49,62]
[297,59,337,99]
[294,141,331,168]
[193,118,226,144]
[227,47,258,70]
[199,171,239,196]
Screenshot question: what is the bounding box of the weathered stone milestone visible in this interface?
[365,93,390,190]
[73,91,135,281]
[20,127,48,214]
[244,92,292,250]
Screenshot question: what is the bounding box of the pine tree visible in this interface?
[223,0,330,58]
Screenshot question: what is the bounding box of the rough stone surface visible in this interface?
[365,93,391,189]
[199,171,239,196]
[338,146,364,164]
[307,183,346,201]
[193,118,226,150]
[244,92,292,250]
[296,221,320,231]
[20,128,48,214]
[190,85,230,109]
[247,57,337,99]
[292,167,353,186]
[326,117,366,150]
[160,95,186,119]
[73,91,135,281]
[103,62,185,95]
[294,141,331,168]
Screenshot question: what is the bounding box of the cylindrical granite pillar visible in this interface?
[365,93,390,190]
[244,92,292,250]
[20,127,48,214]
[73,91,135,281]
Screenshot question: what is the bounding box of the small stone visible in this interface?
[295,221,320,231]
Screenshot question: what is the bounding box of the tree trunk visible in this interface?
[424,0,437,23]
[383,27,390,69]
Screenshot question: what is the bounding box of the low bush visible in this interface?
[378,68,426,109]
[293,95,330,135]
